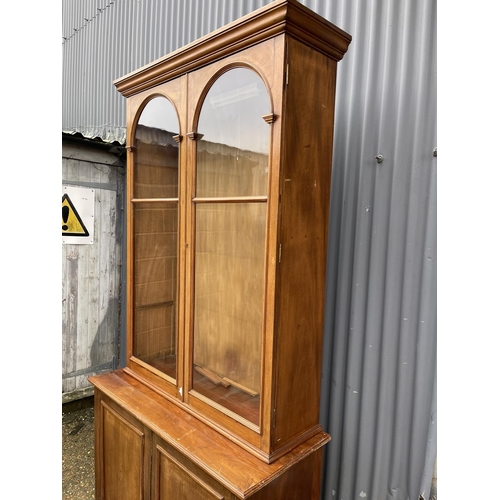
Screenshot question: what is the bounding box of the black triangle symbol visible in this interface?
[62,193,90,237]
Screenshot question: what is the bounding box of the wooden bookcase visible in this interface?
[90,1,350,498]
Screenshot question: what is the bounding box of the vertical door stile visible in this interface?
[126,98,136,367]
[178,73,189,402]
[184,71,196,399]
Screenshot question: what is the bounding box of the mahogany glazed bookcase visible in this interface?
[89,1,351,498]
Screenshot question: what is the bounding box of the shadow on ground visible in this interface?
[62,396,95,500]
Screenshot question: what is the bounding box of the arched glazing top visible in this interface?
[134,96,180,199]
[196,67,271,198]
[137,96,179,138]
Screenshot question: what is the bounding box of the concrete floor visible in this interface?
[62,397,95,500]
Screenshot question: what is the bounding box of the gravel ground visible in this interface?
[62,397,95,500]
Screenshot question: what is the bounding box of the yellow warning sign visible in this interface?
[62,193,89,237]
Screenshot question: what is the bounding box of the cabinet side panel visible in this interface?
[248,449,322,500]
[101,401,146,500]
[274,36,337,447]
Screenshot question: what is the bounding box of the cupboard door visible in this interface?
[97,398,150,500]
[153,437,232,500]
[156,449,224,500]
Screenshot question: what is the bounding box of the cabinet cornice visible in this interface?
[114,0,351,98]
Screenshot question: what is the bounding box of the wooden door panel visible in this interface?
[102,402,146,500]
[156,445,226,500]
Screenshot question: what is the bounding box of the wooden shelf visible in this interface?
[193,369,260,426]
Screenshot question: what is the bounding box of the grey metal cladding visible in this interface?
[62,1,437,499]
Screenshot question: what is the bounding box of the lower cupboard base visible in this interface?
[89,370,330,500]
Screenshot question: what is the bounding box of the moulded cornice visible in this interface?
[114,0,351,98]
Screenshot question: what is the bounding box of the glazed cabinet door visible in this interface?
[188,66,271,426]
[125,76,187,402]
[182,37,284,458]
[122,38,287,460]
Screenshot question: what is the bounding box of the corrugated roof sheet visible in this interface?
[62,0,272,144]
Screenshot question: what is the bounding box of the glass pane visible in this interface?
[133,199,178,379]
[135,97,179,199]
[196,68,270,198]
[193,203,266,426]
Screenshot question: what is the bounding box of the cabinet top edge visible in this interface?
[113,0,351,98]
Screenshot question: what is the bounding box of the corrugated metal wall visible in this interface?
[62,1,437,498]
[317,1,437,498]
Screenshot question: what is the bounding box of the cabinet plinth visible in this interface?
[90,1,350,498]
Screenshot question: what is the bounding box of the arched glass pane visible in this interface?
[196,68,270,198]
[133,97,179,381]
[193,69,271,426]
[134,97,179,199]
